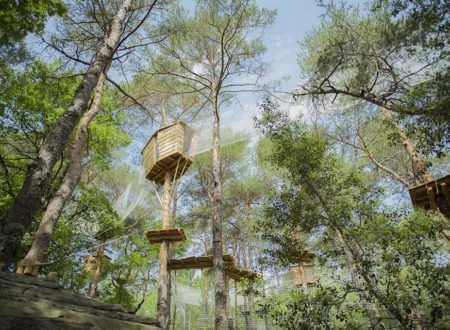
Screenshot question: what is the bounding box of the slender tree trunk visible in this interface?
[212,94,227,329]
[379,107,433,184]
[16,71,108,275]
[298,260,308,294]
[244,294,250,330]
[246,203,254,329]
[171,272,177,330]
[234,280,238,330]
[88,234,107,299]
[168,179,177,329]
[334,228,406,328]
[275,267,280,294]
[157,170,172,329]
[226,275,233,329]
[0,0,133,269]
[205,270,209,315]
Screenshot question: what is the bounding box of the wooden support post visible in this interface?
[89,235,107,299]
[234,280,238,330]
[157,170,172,329]
[427,186,438,210]
[299,260,308,294]
[226,274,233,329]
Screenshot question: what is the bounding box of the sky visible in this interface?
[259,0,326,89]
[183,0,333,145]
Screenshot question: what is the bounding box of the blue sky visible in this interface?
[191,0,335,141]
[259,0,327,89]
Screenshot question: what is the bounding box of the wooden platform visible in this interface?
[144,228,186,243]
[146,153,192,184]
[168,255,259,282]
[409,174,450,217]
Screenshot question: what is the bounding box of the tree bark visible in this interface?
[212,94,227,330]
[157,170,172,329]
[226,275,233,329]
[88,235,107,299]
[0,0,133,269]
[305,176,407,328]
[379,107,433,185]
[16,71,107,275]
[171,272,177,330]
[246,203,254,329]
[334,228,406,328]
[234,280,238,330]
[298,260,308,294]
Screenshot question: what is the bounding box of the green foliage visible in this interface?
[0,0,66,46]
[0,61,78,217]
[298,1,449,157]
[257,287,366,329]
[375,0,450,52]
[255,97,449,328]
[397,70,450,157]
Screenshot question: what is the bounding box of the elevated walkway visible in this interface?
[168,255,259,281]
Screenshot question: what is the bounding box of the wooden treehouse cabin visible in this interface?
[141,122,194,185]
[83,254,111,275]
[290,252,317,290]
[409,174,450,218]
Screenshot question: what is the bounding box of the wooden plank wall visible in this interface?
[142,123,187,179]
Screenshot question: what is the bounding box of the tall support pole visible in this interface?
[157,170,172,329]
[226,274,233,329]
[234,280,238,330]
[298,260,308,294]
[212,93,227,329]
[379,107,433,184]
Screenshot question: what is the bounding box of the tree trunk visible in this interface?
[298,260,308,294]
[212,95,227,330]
[204,270,209,315]
[171,272,177,330]
[379,107,433,184]
[16,71,108,275]
[275,267,280,294]
[234,280,238,330]
[226,275,233,329]
[0,0,133,269]
[88,235,107,299]
[157,170,172,329]
[246,203,254,328]
[334,228,407,328]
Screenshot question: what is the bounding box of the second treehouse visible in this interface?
[142,122,193,329]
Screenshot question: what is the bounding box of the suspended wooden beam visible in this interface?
[409,174,450,217]
[168,255,235,270]
[167,255,259,282]
[144,228,186,244]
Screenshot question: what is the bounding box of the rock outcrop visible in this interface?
[0,272,160,329]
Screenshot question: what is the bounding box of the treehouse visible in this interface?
[290,252,317,288]
[83,254,111,275]
[409,174,450,218]
[142,122,194,184]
